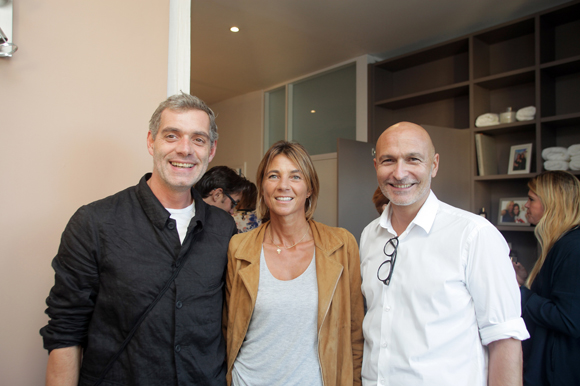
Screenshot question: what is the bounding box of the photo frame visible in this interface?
[498,197,530,226]
[508,143,532,174]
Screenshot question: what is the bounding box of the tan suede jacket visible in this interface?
[225,220,364,386]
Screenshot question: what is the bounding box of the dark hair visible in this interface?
[194,166,247,198]
[256,141,319,221]
[237,180,258,211]
[372,187,390,214]
[149,92,218,146]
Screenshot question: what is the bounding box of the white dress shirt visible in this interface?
[360,191,529,386]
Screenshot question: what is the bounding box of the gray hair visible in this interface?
[149,93,218,146]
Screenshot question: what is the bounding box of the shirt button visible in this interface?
[384,306,391,312]
[176,301,183,309]
[380,379,386,385]
[175,345,181,353]
[167,222,175,230]
[381,341,387,348]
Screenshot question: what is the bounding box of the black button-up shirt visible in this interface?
[40,174,236,386]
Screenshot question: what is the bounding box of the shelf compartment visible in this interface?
[474,121,536,136]
[540,118,580,171]
[473,18,535,79]
[473,70,536,121]
[541,112,580,126]
[374,92,469,130]
[473,179,532,223]
[473,129,537,176]
[540,2,580,64]
[540,64,580,118]
[375,83,469,109]
[373,39,469,101]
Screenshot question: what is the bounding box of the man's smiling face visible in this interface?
[374,122,438,213]
[147,108,216,194]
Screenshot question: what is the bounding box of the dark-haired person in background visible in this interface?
[233,180,262,233]
[371,186,389,215]
[513,171,580,386]
[195,166,248,215]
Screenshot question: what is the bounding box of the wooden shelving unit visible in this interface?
[368,0,580,267]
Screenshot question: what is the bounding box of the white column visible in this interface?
[167,0,191,96]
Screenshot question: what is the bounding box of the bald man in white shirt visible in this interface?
[360,122,529,386]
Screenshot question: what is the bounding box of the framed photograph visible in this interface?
[508,143,532,174]
[498,197,530,226]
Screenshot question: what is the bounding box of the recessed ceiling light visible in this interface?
[311,110,316,113]
[230,26,240,33]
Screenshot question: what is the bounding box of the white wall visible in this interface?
[0,1,169,384]
[209,90,264,182]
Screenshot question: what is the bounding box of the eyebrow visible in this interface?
[267,168,302,174]
[378,152,425,161]
[159,127,210,139]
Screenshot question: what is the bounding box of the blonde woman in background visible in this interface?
[225,141,364,386]
[513,171,580,386]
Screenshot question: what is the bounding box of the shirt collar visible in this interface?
[136,173,206,231]
[379,190,439,235]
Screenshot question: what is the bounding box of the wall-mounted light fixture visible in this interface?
[0,0,17,58]
[0,26,18,57]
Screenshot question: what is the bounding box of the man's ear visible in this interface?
[210,188,223,203]
[431,153,440,178]
[208,140,217,163]
[147,132,154,156]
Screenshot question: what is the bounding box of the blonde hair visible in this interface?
[526,171,580,287]
[256,141,319,221]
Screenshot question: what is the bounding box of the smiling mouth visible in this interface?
[276,197,293,201]
[391,183,413,188]
[171,161,194,168]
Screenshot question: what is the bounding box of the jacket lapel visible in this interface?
[311,221,345,332]
[236,223,268,306]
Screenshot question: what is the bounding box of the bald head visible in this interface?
[376,122,436,160]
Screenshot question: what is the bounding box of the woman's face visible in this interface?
[524,190,545,225]
[513,204,520,216]
[262,154,310,220]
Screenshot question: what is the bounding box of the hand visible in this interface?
[512,262,528,287]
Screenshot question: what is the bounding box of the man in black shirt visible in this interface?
[40,93,237,386]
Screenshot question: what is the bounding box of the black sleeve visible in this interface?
[39,206,101,352]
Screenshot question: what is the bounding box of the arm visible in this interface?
[345,231,365,386]
[40,207,99,362]
[512,262,528,287]
[487,338,523,386]
[465,225,529,346]
[46,346,82,386]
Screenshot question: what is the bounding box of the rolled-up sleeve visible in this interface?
[465,223,530,345]
[40,206,100,352]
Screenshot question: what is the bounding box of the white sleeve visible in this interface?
[465,223,530,345]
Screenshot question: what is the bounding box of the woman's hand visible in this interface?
[512,262,528,287]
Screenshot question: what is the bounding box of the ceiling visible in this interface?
[190,0,570,105]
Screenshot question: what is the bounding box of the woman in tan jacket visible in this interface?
[225,141,364,386]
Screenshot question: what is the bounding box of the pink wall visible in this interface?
[0,1,169,383]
